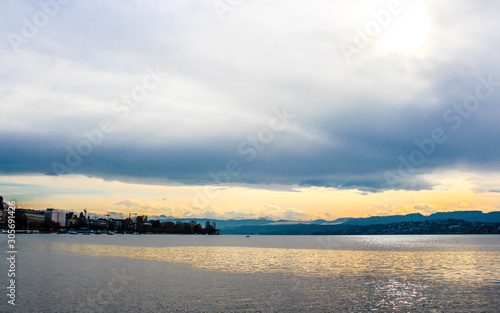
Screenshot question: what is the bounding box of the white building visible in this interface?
[45,208,66,226]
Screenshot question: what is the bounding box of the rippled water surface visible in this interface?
[1,235,499,312]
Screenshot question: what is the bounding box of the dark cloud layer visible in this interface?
[1,0,500,193]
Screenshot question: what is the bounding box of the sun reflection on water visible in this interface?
[373,280,429,311]
[58,244,500,285]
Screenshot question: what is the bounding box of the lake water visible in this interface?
[0,234,499,312]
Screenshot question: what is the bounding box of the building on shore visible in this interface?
[0,196,8,227]
[65,212,79,228]
[18,209,46,224]
[45,208,66,226]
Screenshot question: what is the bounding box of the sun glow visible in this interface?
[379,2,430,52]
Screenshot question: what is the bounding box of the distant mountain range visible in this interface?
[160,210,500,235]
[339,210,500,225]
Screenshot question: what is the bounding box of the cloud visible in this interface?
[372,203,440,217]
[103,202,327,221]
[106,211,129,219]
[212,204,321,221]
[113,199,180,216]
[1,0,500,195]
[113,200,141,208]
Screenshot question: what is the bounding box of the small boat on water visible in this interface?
[68,230,78,235]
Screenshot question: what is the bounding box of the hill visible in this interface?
[178,210,500,235]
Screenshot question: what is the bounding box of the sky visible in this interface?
[1,0,500,220]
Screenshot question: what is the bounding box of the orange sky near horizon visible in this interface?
[2,174,499,220]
